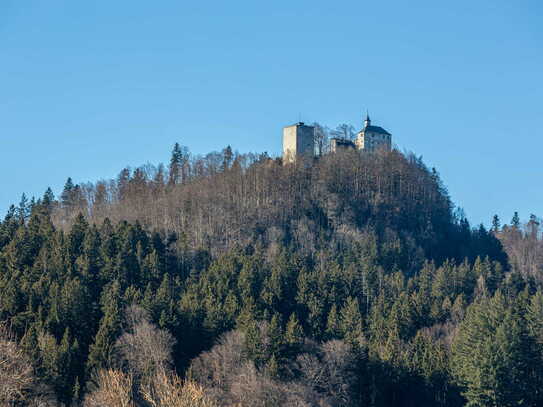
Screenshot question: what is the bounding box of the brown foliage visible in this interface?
[498,217,543,280]
[52,148,452,264]
[84,369,217,407]
[295,340,358,405]
[0,323,57,406]
[83,369,134,407]
[141,371,217,407]
[114,306,175,380]
[0,334,34,404]
[189,329,359,406]
[188,330,246,394]
[85,306,216,407]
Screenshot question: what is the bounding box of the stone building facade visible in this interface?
[282,122,315,163]
[355,114,392,152]
[282,114,391,163]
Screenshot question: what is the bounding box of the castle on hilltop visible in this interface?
[282,114,392,163]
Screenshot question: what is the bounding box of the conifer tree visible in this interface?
[17,193,29,222]
[243,320,264,368]
[511,211,520,228]
[452,292,541,406]
[285,313,303,346]
[86,280,124,375]
[42,187,55,211]
[60,178,75,208]
[222,145,233,171]
[340,297,364,347]
[325,304,341,339]
[527,291,543,344]
[168,143,183,185]
[267,314,284,362]
[491,214,501,232]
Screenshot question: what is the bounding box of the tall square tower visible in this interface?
[282,122,315,163]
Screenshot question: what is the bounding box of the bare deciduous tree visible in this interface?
[331,123,356,142]
[84,369,134,407]
[313,123,330,156]
[0,323,57,406]
[188,330,245,395]
[296,340,358,406]
[114,306,175,381]
[498,215,543,280]
[140,370,217,407]
[0,333,34,403]
[85,305,215,407]
[188,328,357,406]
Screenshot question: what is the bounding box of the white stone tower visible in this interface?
[282,122,315,163]
[355,113,392,152]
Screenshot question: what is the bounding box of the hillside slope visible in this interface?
[50,148,504,271]
[2,147,540,407]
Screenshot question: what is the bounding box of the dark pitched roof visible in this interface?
[331,137,355,146]
[363,125,391,136]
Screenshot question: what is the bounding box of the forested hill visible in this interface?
[50,146,503,269]
[1,146,542,407]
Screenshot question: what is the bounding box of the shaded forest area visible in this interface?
[1,146,543,406]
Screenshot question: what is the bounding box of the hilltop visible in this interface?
[47,146,503,269]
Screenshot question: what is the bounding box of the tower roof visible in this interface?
[284,122,314,129]
[362,125,391,136]
[364,112,371,128]
[361,112,390,135]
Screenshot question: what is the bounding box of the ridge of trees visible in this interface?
[34,145,505,268]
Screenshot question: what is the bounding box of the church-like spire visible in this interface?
[364,111,371,128]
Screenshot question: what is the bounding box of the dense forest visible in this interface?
[1,145,543,406]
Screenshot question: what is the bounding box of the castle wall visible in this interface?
[283,125,298,163]
[284,118,390,162]
[296,125,315,157]
[283,123,314,163]
[356,131,391,152]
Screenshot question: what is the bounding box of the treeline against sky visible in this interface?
[48,146,503,267]
[1,146,543,406]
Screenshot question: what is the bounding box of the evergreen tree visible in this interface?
[285,313,303,344]
[527,291,543,344]
[168,142,183,185]
[17,193,30,222]
[326,304,341,339]
[61,177,75,208]
[340,297,364,347]
[452,292,542,406]
[244,319,265,368]
[222,145,233,171]
[42,187,55,212]
[86,280,124,374]
[491,214,500,232]
[511,211,520,228]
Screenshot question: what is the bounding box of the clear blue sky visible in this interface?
[1,0,542,226]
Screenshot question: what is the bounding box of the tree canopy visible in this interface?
[0,145,541,406]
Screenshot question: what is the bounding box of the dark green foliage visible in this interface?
[452,292,543,406]
[2,147,540,406]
